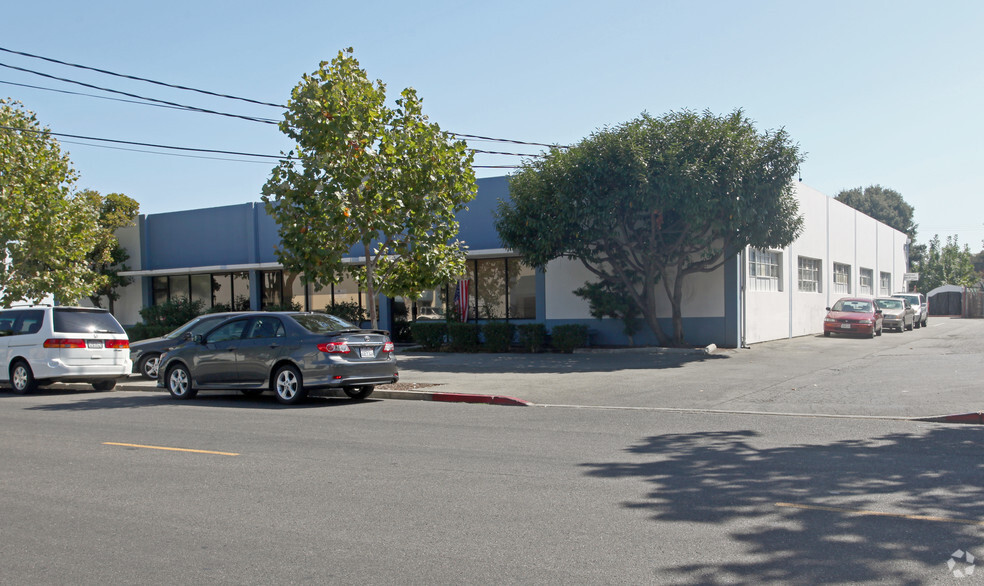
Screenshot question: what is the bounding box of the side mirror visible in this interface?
[875,309,883,315]
[193,334,205,344]
[183,332,193,341]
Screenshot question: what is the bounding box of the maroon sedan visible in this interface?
[823,297,883,338]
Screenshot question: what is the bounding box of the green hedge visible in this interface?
[551,324,589,353]
[482,322,515,353]
[409,322,447,350]
[517,323,548,353]
[448,323,481,352]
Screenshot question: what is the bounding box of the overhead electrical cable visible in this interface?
[0,45,569,150]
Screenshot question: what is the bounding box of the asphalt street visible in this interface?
[116,316,984,419]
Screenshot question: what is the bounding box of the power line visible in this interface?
[0,45,569,150]
[0,79,205,112]
[0,61,281,125]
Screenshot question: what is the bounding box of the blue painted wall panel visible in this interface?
[144,203,256,270]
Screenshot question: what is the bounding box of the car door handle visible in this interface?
[268,343,280,349]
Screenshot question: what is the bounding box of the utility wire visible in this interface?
[0,79,205,112]
[0,45,569,150]
[0,61,281,125]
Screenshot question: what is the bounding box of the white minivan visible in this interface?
[0,306,132,394]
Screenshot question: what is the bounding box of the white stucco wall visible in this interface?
[743,183,909,344]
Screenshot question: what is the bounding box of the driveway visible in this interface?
[390,317,983,418]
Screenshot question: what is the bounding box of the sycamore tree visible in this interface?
[496,109,803,347]
[262,49,476,328]
[0,99,105,307]
[77,189,140,310]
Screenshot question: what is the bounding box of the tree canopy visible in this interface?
[835,185,916,240]
[496,109,803,346]
[262,49,476,328]
[915,235,978,292]
[0,99,107,307]
[78,190,140,309]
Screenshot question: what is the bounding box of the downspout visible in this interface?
[739,248,747,348]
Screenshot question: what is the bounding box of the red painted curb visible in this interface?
[430,392,531,406]
[917,412,984,424]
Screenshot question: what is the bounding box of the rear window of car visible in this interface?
[290,313,357,334]
[876,299,903,309]
[53,308,125,334]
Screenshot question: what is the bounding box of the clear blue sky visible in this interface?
[3,1,982,248]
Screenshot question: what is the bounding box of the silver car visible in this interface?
[157,312,398,405]
[875,297,914,332]
[893,292,928,328]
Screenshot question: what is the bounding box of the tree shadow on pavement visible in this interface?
[397,350,728,375]
[582,426,984,584]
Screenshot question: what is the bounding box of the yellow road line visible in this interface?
[776,502,984,526]
[103,442,240,456]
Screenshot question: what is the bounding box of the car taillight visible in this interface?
[105,339,130,349]
[382,341,395,353]
[318,341,351,353]
[43,338,86,348]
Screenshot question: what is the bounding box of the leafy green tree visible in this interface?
[915,235,978,292]
[0,99,105,307]
[573,281,642,345]
[496,109,803,346]
[262,48,477,328]
[78,190,140,310]
[835,185,916,240]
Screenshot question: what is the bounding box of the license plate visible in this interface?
[360,347,375,358]
[840,324,851,329]
[87,340,104,349]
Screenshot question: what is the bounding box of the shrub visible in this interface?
[138,297,204,330]
[392,319,413,343]
[517,323,548,353]
[126,323,171,342]
[551,324,589,353]
[482,322,515,352]
[264,300,302,311]
[448,323,481,352]
[410,321,447,350]
[326,301,366,325]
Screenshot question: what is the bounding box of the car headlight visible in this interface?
[824,318,836,323]
[858,319,872,325]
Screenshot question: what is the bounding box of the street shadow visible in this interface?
[396,350,728,375]
[21,390,378,411]
[582,426,984,583]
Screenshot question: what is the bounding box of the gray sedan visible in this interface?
[157,312,398,405]
[874,297,914,332]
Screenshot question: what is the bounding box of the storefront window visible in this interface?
[260,271,283,309]
[169,275,190,301]
[212,273,232,308]
[507,258,536,319]
[285,272,306,310]
[231,272,250,310]
[190,274,211,307]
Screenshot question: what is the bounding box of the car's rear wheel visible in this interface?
[343,385,375,400]
[166,364,197,399]
[10,361,37,394]
[138,353,161,379]
[273,365,306,405]
[92,380,116,392]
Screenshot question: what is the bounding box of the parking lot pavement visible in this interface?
[95,317,984,419]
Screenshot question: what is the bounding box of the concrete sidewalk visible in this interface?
[116,317,983,420]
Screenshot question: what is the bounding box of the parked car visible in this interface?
[823,297,883,338]
[158,312,398,405]
[893,292,928,328]
[130,312,248,379]
[874,297,914,332]
[0,306,131,393]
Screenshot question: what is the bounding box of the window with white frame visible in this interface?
[859,268,873,296]
[748,248,782,292]
[880,272,891,295]
[833,263,851,294]
[798,256,822,292]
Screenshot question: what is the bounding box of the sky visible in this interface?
[3,1,982,248]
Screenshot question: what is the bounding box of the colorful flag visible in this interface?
[453,279,469,322]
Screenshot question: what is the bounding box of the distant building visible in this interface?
[110,177,908,347]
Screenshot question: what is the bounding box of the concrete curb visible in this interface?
[914,412,984,425]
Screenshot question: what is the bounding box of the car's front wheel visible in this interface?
[272,365,306,405]
[343,385,375,400]
[166,364,197,400]
[10,361,37,394]
[138,353,161,379]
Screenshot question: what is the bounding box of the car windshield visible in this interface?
[290,313,357,334]
[876,299,903,310]
[895,295,919,305]
[164,315,225,339]
[832,300,872,313]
